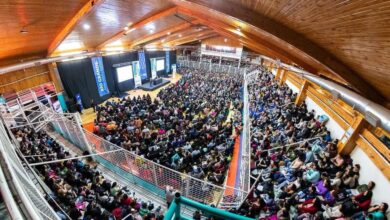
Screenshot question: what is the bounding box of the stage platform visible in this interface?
[138,78,170,91]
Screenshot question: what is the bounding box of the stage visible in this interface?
[138,78,170,91]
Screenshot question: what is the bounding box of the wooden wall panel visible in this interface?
[0,65,50,94]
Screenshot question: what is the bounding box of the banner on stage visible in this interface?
[165,51,170,74]
[150,58,157,79]
[171,64,176,77]
[91,57,110,97]
[138,50,148,80]
[132,61,142,87]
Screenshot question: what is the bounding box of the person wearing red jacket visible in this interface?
[352,190,373,211]
[298,197,322,214]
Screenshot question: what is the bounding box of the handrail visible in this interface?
[0,153,24,220]
[359,134,390,165]
[28,148,124,166]
[0,121,43,220]
[259,136,323,153]
[164,193,255,220]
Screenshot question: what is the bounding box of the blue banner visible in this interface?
[75,93,83,111]
[165,51,170,74]
[138,51,148,80]
[91,57,110,97]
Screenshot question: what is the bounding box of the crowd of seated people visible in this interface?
[92,67,242,185]
[236,70,388,219]
[13,127,163,220]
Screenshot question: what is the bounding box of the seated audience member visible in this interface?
[238,68,387,220]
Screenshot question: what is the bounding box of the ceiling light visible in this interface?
[167,32,171,35]
[224,38,228,42]
[149,29,154,33]
[124,26,129,31]
[20,27,28,34]
[83,24,91,30]
[178,34,182,37]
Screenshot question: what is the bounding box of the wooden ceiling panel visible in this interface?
[120,14,192,47]
[0,0,90,59]
[54,0,174,53]
[225,0,390,101]
[172,0,389,104]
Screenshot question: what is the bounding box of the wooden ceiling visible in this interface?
[1,0,390,105]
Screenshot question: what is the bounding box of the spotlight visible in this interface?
[124,26,129,31]
[167,32,171,35]
[83,24,91,30]
[224,38,228,42]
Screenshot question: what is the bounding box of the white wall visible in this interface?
[304,97,345,140]
[351,146,390,210]
[271,68,277,76]
[285,80,300,94]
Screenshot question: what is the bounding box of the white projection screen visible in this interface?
[156,59,165,71]
[116,65,133,82]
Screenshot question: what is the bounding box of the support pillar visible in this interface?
[279,69,287,86]
[274,68,282,80]
[295,80,309,105]
[338,114,367,155]
[47,62,64,93]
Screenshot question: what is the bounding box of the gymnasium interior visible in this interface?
[0,1,389,220]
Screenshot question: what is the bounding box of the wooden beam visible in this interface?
[48,0,103,56]
[176,7,319,72]
[97,6,179,49]
[170,33,218,46]
[361,129,390,162]
[295,80,309,106]
[130,21,196,48]
[172,0,385,103]
[163,30,215,46]
[356,136,390,180]
[338,115,367,155]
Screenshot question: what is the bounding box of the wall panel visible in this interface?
[0,65,51,94]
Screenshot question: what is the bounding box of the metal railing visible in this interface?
[47,109,249,209]
[177,60,248,75]
[0,117,60,220]
[164,193,254,220]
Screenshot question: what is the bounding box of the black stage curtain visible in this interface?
[57,58,111,108]
[56,51,177,108]
[103,52,138,94]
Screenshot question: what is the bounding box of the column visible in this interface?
[279,69,287,86]
[338,114,367,155]
[47,62,64,93]
[295,80,309,105]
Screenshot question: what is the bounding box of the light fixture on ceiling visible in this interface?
[178,34,182,37]
[20,27,28,34]
[83,23,91,30]
[124,26,129,31]
[149,29,154,34]
[167,32,171,35]
[224,38,228,42]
